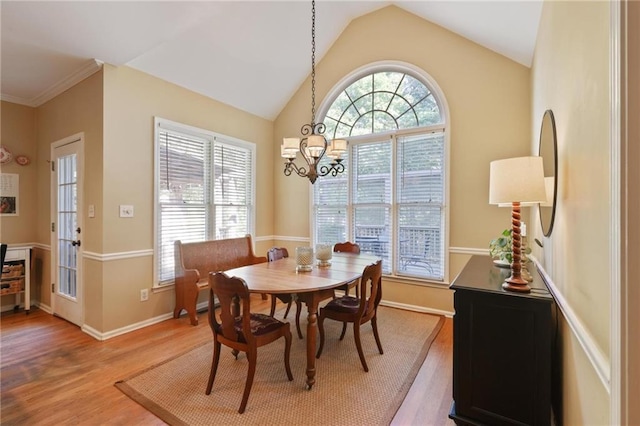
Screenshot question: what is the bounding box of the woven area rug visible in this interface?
[115,306,444,425]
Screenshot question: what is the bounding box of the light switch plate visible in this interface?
[119,204,134,218]
[88,204,95,218]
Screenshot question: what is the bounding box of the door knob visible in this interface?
[71,240,81,247]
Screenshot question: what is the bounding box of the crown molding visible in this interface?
[1,59,103,107]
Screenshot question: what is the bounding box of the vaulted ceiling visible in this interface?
[1,1,542,120]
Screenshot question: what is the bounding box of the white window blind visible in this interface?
[155,119,254,286]
[396,132,445,279]
[352,141,392,273]
[314,151,349,245]
[213,142,252,240]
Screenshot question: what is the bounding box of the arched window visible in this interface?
[313,64,448,281]
[323,71,442,138]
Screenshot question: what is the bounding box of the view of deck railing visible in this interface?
[354,226,443,279]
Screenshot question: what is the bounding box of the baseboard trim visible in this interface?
[80,301,209,341]
[380,300,454,318]
[37,302,53,314]
[82,312,175,341]
[533,257,611,392]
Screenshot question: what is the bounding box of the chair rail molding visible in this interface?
[83,249,154,262]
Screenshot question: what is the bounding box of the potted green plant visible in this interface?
[489,229,512,264]
[489,229,531,266]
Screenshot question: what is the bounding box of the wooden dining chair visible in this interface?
[333,241,361,296]
[333,241,360,255]
[316,260,383,372]
[267,247,293,317]
[206,271,293,414]
[266,247,304,339]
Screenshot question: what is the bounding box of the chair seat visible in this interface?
[215,313,286,341]
[324,296,360,314]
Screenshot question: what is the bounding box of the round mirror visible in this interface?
[538,110,557,237]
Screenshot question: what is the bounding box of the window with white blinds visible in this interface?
[313,68,447,281]
[154,118,255,286]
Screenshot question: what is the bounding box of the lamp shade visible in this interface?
[489,156,547,205]
[283,137,300,151]
[331,139,347,152]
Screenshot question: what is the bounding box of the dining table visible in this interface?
[224,251,380,390]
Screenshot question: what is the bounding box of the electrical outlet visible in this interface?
[140,288,149,302]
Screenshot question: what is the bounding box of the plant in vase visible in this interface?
[489,229,531,268]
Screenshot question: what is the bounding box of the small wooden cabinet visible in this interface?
[449,255,556,426]
[1,246,32,313]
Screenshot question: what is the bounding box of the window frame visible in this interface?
[153,117,256,287]
[312,62,450,284]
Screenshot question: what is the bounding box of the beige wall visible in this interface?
[15,64,274,333]
[0,102,38,243]
[35,71,105,317]
[99,65,274,331]
[0,101,38,308]
[274,5,531,312]
[531,1,611,423]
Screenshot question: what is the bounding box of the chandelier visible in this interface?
[281,0,347,184]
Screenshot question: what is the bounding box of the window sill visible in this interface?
[152,284,174,294]
[382,274,450,289]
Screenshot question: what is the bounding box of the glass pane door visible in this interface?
[57,153,78,299]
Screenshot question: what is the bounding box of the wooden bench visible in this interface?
[173,235,266,325]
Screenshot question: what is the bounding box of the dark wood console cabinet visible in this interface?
[449,255,556,426]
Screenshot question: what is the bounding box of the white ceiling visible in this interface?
[1,1,542,120]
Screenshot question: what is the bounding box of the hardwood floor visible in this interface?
[0,298,454,425]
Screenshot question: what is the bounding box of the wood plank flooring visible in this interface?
[0,298,454,425]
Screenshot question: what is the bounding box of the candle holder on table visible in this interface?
[315,244,332,267]
[296,247,314,272]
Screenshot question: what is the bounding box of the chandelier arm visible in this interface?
[284,160,309,178]
[318,162,345,177]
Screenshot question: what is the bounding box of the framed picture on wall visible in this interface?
[0,173,19,216]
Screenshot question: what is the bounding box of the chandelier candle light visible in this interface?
[489,156,547,293]
[281,0,347,184]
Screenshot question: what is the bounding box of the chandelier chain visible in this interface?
[310,0,316,126]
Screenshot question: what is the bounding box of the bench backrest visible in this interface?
[174,235,266,281]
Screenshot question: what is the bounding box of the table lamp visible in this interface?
[489,156,547,292]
